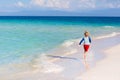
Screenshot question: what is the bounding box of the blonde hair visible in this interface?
[84,31,89,37]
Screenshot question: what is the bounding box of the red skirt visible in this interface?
[84,45,90,52]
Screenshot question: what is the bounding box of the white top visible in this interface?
[84,37,91,45]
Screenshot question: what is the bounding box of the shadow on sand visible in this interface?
[47,55,78,61]
[47,55,90,70]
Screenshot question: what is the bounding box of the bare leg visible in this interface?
[83,51,89,70]
[83,51,87,59]
[83,57,89,70]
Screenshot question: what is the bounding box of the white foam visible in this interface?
[32,54,64,73]
[104,26,115,28]
[62,40,74,47]
[95,32,120,39]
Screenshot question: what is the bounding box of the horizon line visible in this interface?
[0,16,120,17]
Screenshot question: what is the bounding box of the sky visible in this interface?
[0,0,120,16]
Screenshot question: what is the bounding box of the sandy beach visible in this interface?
[79,44,120,80]
[0,34,120,80]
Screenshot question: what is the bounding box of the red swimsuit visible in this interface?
[84,45,90,52]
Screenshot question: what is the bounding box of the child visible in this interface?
[79,31,92,59]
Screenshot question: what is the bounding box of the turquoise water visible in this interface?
[0,16,120,64]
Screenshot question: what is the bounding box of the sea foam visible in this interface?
[62,40,74,47]
[104,26,115,28]
[31,54,64,73]
[95,32,120,39]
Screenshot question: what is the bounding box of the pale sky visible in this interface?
[0,0,120,16]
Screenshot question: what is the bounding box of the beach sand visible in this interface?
[0,34,120,80]
[78,44,120,80]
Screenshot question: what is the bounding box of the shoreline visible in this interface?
[0,33,120,80]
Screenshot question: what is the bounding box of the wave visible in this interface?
[30,39,80,73]
[95,32,120,39]
[61,40,74,47]
[103,26,115,28]
[31,54,64,73]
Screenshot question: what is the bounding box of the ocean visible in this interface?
[0,16,120,65]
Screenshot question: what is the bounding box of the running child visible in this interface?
[79,31,92,59]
